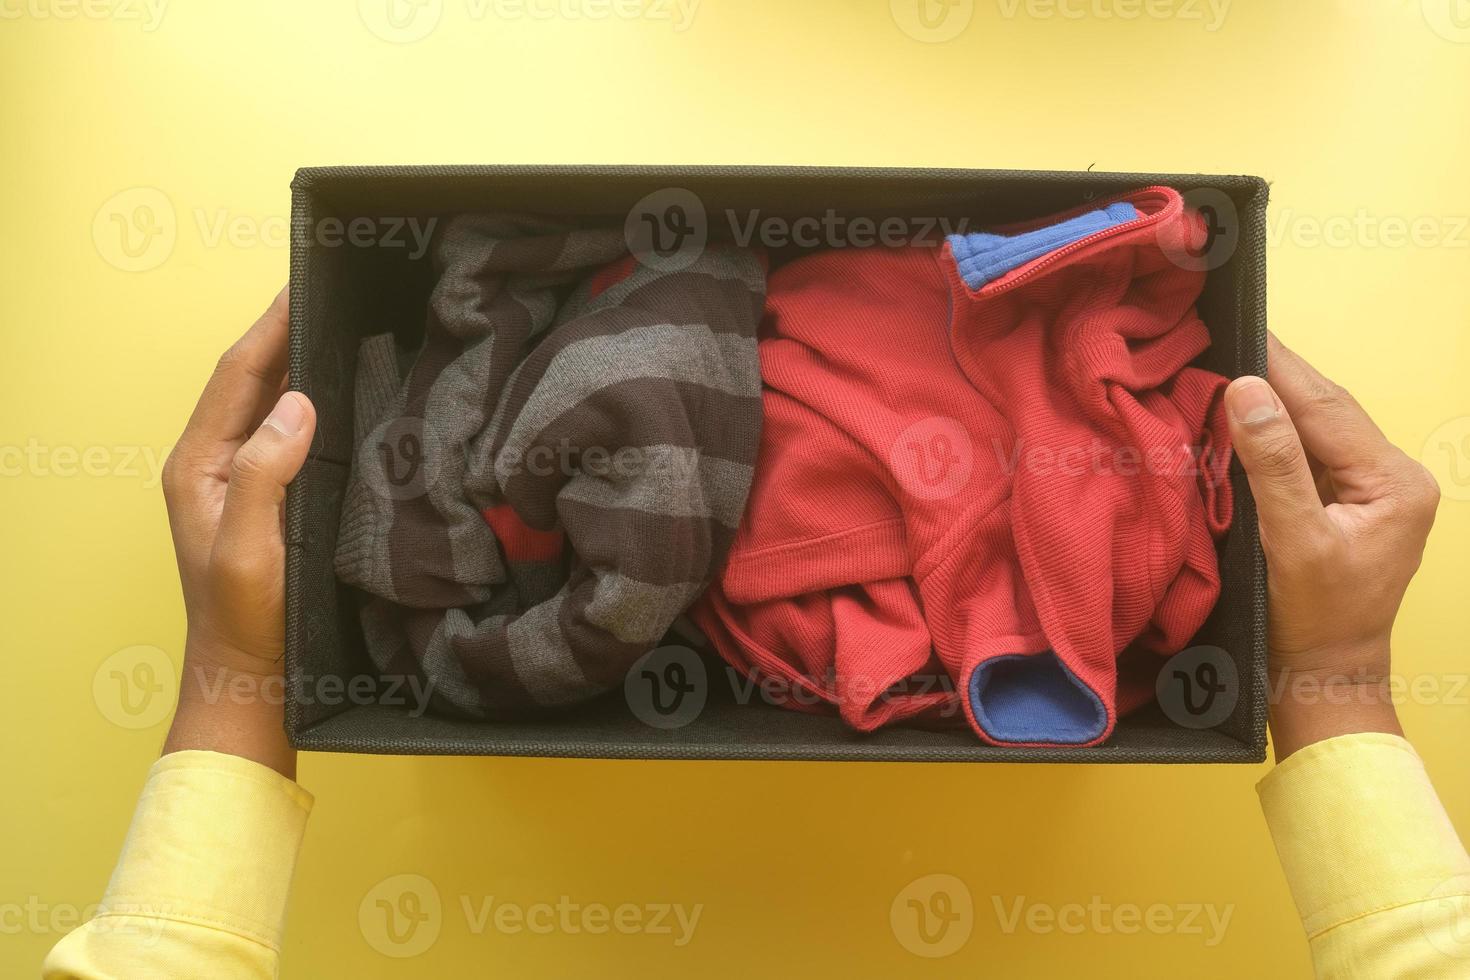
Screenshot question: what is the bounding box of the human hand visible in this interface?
[1224,334,1440,760]
[159,287,317,776]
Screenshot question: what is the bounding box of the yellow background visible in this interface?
[3,1,1468,976]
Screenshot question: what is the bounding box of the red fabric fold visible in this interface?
[693,188,1234,746]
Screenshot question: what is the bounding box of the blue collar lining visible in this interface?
[948,201,1140,290]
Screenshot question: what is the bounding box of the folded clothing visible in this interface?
[691,186,1234,747]
[335,214,766,717]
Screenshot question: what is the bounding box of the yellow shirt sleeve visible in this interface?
[42,750,313,980]
[1258,732,1470,978]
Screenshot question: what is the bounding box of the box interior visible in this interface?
[286,165,1268,762]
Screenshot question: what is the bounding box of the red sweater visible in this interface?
[691,187,1233,747]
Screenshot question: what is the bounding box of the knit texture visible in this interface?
[335,214,766,717]
[949,200,1138,289]
[692,186,1233,747]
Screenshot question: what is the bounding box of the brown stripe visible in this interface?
[498,378,762,529]
[432,216,575,273]
[386,232,551,605]
[518,263,765,370]
[544,227,627,271]
[382,380,458,612]
[552,497,735,586]
[382,491,487,608]
[361,598,426,681]
[382,266,484,606]
[483,227,574,271]
[485,265,763,438]
[402,607,535,716]
[557,566,658,692]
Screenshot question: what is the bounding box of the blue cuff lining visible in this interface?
[948,202,1139,290]
[968,651,1108,744]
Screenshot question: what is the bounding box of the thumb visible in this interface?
[1225,376,1327,543]
[216,391,317,562]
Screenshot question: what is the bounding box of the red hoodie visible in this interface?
[691,186,1233,747]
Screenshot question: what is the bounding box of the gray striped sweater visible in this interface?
[335,213,765,717]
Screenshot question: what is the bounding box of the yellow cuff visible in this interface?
[1258,732,1470,940]
[96,750,314,953]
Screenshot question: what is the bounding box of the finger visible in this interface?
[178,288,292,459]
[1225,376,1332,544]
[1266,335,1400,498]
[212,391,316,584]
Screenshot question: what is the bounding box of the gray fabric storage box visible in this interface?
[285,165,1268,763]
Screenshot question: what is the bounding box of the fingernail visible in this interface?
[1229,378,1279,424]
[264,392,306,435]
